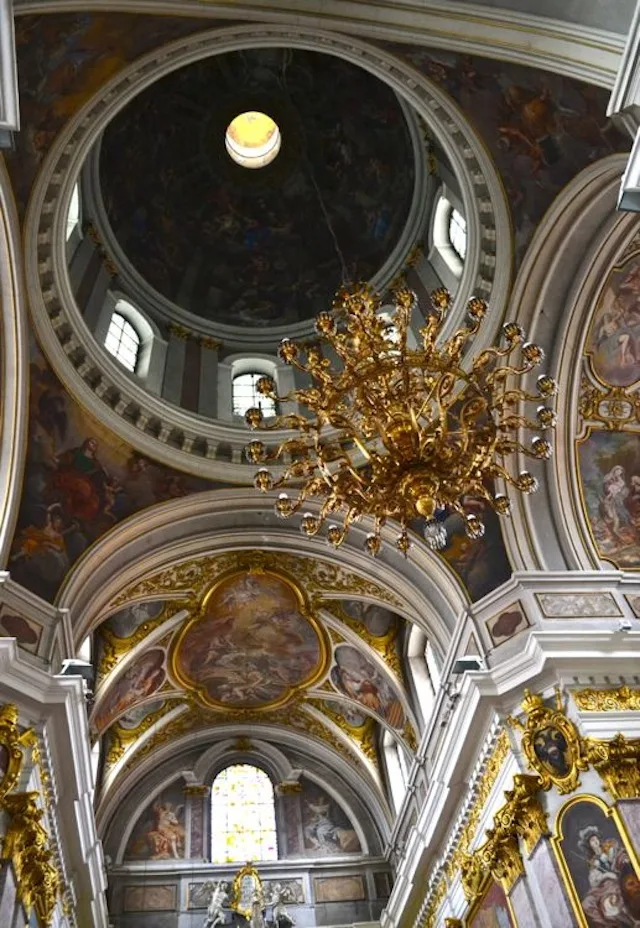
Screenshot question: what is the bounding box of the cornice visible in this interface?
[25,24,511,480]
[12,0,624,89]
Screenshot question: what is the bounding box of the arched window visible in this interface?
[104,311,141,372]
[383,731,409,814]
[448,207,467,260]
[66,183,80,241]
[407,627,441,725]
[232,371,277,418]
[211,764,277,863]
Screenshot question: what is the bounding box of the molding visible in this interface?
[24,24,511,481]
[0,0,18,131]
[0,639,109,926]
[12,0,625,89]
[0,156,29,566]
[55,489,468,652]
[608,0,640,134]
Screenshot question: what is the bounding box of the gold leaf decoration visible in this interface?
[573,685,640,712]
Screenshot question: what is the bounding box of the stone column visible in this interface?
[198,337,222,419]
[184,784,210,860]
[162,323,189,406]
[508,876,542,928]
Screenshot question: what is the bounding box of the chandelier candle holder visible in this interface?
[245,283,557,556]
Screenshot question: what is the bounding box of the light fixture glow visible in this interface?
[225,111,281,169]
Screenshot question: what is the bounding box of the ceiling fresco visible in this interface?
[9,346,217,602]
[6,13,212,213]
[90,555,417,785]
[578,247,640,571]
[171,571,329,710]
[98,48,415,327]
[384,44,629,262]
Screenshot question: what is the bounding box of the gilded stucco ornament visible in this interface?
[2,792,60,926]
[507,689,587,794]
[583,734,640,800]
[104,700,179,767]
[573,685,640,712]
[0,703,35,803]
[231,863,263,920]
[444,920,462,928]
[308,698,378,764]
[320,599,402,678]
[110,550,402,610]
[97,600,189,678]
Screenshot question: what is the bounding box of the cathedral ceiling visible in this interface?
[3,8,635,821]
[98,47,417,328]
[89,550,419,808]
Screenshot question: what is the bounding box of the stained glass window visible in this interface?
[211,764,278,863]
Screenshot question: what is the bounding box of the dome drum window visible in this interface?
[104,311,141,372]
[233,371,277,418]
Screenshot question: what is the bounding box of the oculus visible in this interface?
[225,111,282,169]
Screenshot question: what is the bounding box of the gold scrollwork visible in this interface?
[508,689,587,794]
[97,600,189,678]
[319,599,402,678]
[578,376,640,430]
[308,698,378,764]
[0,703,34,803]
[111,551,402,610]
[2,792,60,925]
[104,699,179,767]
[573,685,640,712]
[583,734,640,801]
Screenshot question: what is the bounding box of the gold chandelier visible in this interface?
[245,284,557,556]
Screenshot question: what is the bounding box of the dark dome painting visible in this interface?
[98,48,416,328]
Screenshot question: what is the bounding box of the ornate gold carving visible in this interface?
[578,376,640,430]
[104,700,178,766]
[183,784,210,797]
[508,689,587,794]
[403,721,418,753]
[496,774,549,857]
[308,698,378,764]
[231,862,263,919]
[0,704,34,802]
[444,920,462,928]
[276,781,302,794]
[199,335,223,350]
[2,792,60,925]
[320,599,402,678]
[97,600,189,678]
[124,701,366,775]
[168,322,192,340]
[573,685,640,712]
[111,551,402,610]
[583,734,640,800]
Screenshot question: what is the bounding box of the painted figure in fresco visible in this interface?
[331,646,404,729]
[92,649,165,733]
[532,726,571,778]
[203,880,228,928]
[303,794,359,854]
[575,824,640,927]
[600,465,634,543]
[145,799,186,860]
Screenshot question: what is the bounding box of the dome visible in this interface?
[98,48,417,329]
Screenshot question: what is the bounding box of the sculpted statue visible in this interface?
[203,880,229,928]
[269,883,295,928]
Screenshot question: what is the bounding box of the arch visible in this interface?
[24,23,511,482]
[0,158,29,566]
[500,154,631,572]
[55,491,467,657]
[210,763,278,862]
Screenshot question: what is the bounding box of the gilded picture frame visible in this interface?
[231,863,263,920]
[551,793,640,928]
